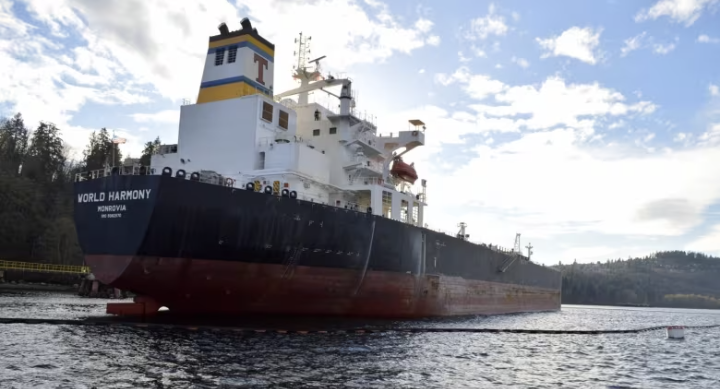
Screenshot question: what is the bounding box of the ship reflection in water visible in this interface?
[1,291,719,388]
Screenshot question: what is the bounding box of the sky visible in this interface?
[1,0,720,265]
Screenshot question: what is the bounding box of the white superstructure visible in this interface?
[151,20,428,227]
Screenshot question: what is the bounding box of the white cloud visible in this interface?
[426,35,441,46]
[465,3,509,41]
[620,32,678,56]
[621,32,647,56]
[472,46,487,58]
[537,26,602,64]
[653,42,677,54]
[512,56,530,68]
[458,51,472,63]
[434,67,507,100]
[418,68,425,74]
[710,84,720,96]
[635,0,718,26]
[698,34,720,43]
[413,122,720,246]
[468,76,656,131]
[131,110,180,124]
[403,69,720,250]
[674,132,688,142]
[698,124,720,146]
[0,0,153,155]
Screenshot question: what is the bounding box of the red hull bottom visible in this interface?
[88,255,561,318]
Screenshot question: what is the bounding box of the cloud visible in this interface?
[0,0,154,155]
[433,68,657,138]
[537,26,602,64]
[621,32,648,56]
[401,117,720,246]
[131,110,180,124]
[653,42,677,54]
[464,3,509,41]
[468,77,655,132]
[635,0,718,26]
[434,67,507,100]
[396,68,720,249]
[512,56,530,68]
[620,32,678,56]
[710,84,720,96]
[698,34,720,43]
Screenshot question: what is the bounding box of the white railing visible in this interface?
[352,110,377,128]
[257,136,316,149]
[345,157,383,174]
[349,129,381,149]
[346,176,390,187]
[74,165,154,182]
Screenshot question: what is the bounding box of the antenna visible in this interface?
[525,243,534,261]
[293,32,312,72]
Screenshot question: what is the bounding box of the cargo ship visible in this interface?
[73,18,561,317]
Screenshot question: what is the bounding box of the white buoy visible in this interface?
[667,326,685,339]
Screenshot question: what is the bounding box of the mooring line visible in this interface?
[1,317,719,335]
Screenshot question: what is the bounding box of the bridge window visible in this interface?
[261,102,273,122]
[329,127,337,134]
[228,46,238,63]
[313,129,320,136]
[214,48,225,66]
[279,110,289,130]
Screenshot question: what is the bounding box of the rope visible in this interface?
[1,317,718,335]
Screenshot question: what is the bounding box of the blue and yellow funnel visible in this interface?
[197,18,275,104]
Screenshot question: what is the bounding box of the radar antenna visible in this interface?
[456,222,469,241]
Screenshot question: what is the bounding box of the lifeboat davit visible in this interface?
[390,156,418,184]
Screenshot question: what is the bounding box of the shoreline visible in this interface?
[0,282,77,293]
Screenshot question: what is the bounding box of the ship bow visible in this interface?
[74,175,160,284]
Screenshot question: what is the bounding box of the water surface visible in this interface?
[1,290,719,388]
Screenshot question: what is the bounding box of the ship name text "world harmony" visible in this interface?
[77,189,152,203]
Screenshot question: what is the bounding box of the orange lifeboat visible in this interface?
[390,156,418,184]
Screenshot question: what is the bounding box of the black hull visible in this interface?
[73,175,561,316]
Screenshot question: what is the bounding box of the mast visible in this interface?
[526,243,534,261]
[292,32,321,105]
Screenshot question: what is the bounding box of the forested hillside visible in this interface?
[555,251,720,309]
[0,112,159,266]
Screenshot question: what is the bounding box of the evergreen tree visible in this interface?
[23,122,66,182]
[83,128,122,171]
[0,113,29,175]
[140,136,162,166]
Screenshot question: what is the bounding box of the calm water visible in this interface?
[1,290,720,388]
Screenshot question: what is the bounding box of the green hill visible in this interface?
[554,251,720,309]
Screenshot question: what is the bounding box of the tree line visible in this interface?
[555,250,720,309]
[0,112,160,265]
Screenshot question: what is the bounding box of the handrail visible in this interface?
[0,260,90,274]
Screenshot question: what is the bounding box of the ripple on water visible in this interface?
[1,292,720,388]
